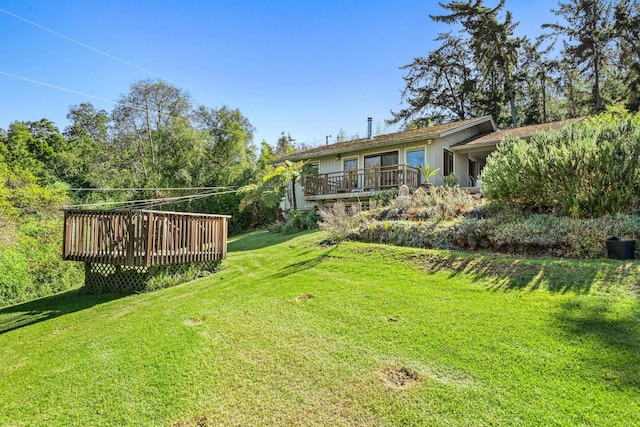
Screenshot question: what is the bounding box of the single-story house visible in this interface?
[277,116,580,210]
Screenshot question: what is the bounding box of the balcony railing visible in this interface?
[63,209,229,267]
[303,164,421,197]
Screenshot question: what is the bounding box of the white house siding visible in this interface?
[282,119,494,210]
[434,129,487,186]
[454,152,469,186]
[317,154,343,174]
[283,180,309,210]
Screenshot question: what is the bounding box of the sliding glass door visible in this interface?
[364,151,398,189]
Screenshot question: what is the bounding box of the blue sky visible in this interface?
[0,0,560,148]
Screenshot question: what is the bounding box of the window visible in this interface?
[305,162,319,175]
[342,158,358,190]
[443,149,453,177]
[343,158,357,171]
[364,151,398,170]
[407,149,425,182]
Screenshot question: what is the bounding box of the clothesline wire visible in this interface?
[65,188,241,210]
[68,186,238,191]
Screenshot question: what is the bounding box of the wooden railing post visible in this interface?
[62,210,70,259]
[125,211,135,266]
[145,211,154,267]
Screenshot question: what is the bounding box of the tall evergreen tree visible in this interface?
[517,37,559,124]
[430,0,523,128]
[613,0,640,109]
[390,33,479,124]
[543,0,613,113]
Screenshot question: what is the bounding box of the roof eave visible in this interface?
[281,133,440,162]
[275,115,497,162]
[449,140,499,152]
[439,115,496,137]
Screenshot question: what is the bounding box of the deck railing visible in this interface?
[63,209,230,267]
[303,164,421,197]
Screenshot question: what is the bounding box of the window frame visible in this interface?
[406,147,426,183]
[443,148,454,177]
[364,151,399,170]
[342,157,358,172]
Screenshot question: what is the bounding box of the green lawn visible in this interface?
[1,231,639,426]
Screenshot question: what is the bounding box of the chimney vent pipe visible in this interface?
[367,117,373,139]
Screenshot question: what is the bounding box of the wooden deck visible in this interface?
[303,164,420,199]
[63,209,230,267]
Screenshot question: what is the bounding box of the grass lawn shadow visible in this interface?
[269,246,336,279]
[0,290,125,335]
[228,230,308,252]
[554,298,640,388]
[418,248,640,388]
[420,250,640,295]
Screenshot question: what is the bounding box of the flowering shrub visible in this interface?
[318,201,366,242]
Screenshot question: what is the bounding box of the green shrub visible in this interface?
[344,209,640,259]
[145,262,219,292]
[17,217,83,299]
[0,247,32,306]
[443,173,458,188]
[0,225,83,307]
[369,188,398,207]
[282,208,320,233]
[482,109,640,218]
[354,219,455,249]
[0,174,84,306]
[268,222,283,233]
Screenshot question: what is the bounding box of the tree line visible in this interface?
[0,79,301,231]
[390,0,640,129]
[0,78,307,305]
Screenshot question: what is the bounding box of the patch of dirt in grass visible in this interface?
[50,327,68,336]
[295,293,314,302]
[184,316,207,326]
[171,415,208,427]
[380,362,472,389]
[380,365,420,388]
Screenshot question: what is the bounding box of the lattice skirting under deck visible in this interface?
[80,260,221,294]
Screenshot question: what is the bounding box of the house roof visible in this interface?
[450,118,583,151]
[278,115,496,162]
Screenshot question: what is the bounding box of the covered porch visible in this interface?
[451,146,494,192]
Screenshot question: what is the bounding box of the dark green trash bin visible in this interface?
[606,237,636,260]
